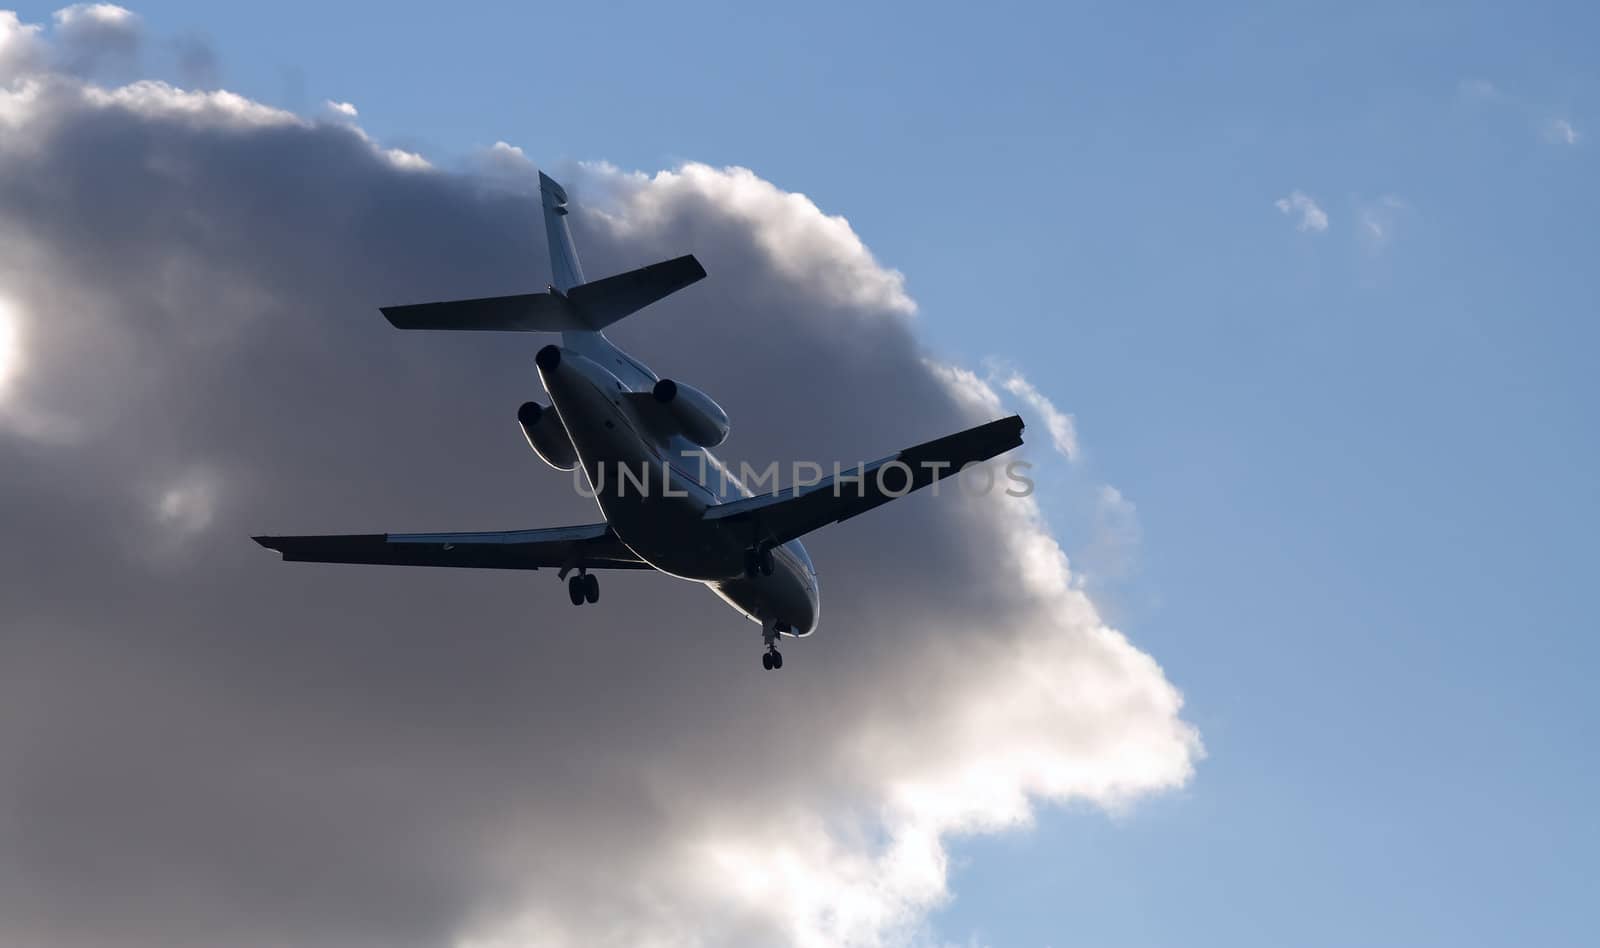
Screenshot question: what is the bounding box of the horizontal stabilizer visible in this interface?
[567,254,707,328]
[379,254,705,333]
[380,291,586,332]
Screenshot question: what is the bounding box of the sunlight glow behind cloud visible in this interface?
[0,296,19,398]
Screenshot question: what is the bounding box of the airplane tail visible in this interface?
[539,170,585,293]
[379,171,705,333]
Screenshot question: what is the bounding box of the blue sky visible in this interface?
[18,1,1595,943]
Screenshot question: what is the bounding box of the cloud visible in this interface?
[1546,117,1579,145]
[994,370,1078,463]
[1084,485,1142,582]
[383,146,432,170]
[324,98,357,117]
[1458,78,1506,103]
[1358,195,1407,253]
[51,3,141,77]
[84,78,304,127]
[1274,190,1328,233]
[153,467,220,536]
[1460,78,1582,147]
[0,20,1199,948]
[923,360,1005,419]
[0,10,44,80]
[0,296,18,397]
[586,161,916,317]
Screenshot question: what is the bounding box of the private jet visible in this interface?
[255,172,1024,669]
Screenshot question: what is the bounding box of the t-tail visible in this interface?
[538,171,585,293]
[379,171,705,337]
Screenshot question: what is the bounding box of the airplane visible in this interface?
[254,172,1025,670]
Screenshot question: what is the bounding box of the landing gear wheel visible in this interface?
[760,619,787,670]
[567,575,585,606]
[583,572,600,603]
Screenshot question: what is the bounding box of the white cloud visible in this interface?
[1458,78,1505,103]
[586,161,917,317]
[923,359,1005,418]
[324,98,357,117]
[1461,78,1583,147]
[1358,195,1407,252]
[50,3,140,77]
[1275,190,1328,233]
[474,140,538,188]
[1085,485,1142,582]
[0,11,44,80]
[1547,117,1579,145]
[996,371,1078,462]
[382,146,432,170]
[83,79,303,127]
[488,140,525,160]
[52,3,137,29]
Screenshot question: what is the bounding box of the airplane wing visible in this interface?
[704,414,1025,546]
[253,522,653,571]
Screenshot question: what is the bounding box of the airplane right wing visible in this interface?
[704,415,1025,546]
[254,521,653,572]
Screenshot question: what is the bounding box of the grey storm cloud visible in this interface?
[0,10,1200,948]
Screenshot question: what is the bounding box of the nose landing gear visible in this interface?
[760,618,787,670]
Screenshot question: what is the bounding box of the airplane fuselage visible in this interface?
[537,335,820,638]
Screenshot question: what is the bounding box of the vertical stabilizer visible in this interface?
[539,171,585,293]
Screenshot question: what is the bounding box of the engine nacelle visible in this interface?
[517,401,578,470]
[652,379,731,447]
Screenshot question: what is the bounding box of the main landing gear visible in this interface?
[760,619,787,671]
[566,571,599,606]
[743,545,776,579]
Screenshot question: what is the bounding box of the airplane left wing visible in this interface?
[253,522,653,572]
[704,414,1025,546]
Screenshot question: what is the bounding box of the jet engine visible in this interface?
[652,379,731,447]
[518,401,578,470]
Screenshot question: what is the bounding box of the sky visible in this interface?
[1,2,1597,947]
